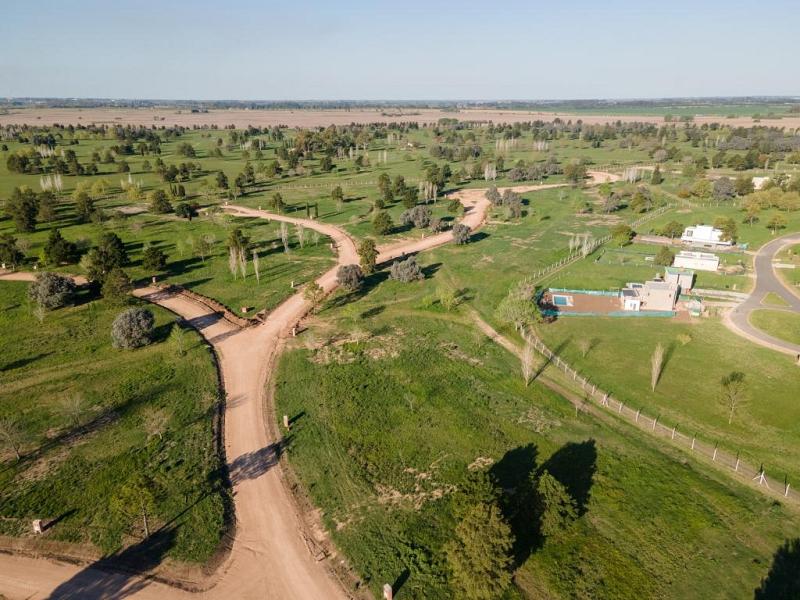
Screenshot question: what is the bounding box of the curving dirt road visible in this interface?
[0,174,615,600]
[725,232,800,356]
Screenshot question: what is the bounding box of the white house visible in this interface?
[664,266,695,291]
[681,225,732,247]
[620,280,679,312]
[674,250,720,272]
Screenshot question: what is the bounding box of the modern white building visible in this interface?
[674,250,720,272]
[681,224,732,247]
[620,280,679,312]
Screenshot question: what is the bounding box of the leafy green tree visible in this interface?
[496,280,542,332]
[444,501,514,600]
[533,470,578,538]
[43,229,78,265]
[74,191,95,223]
[564,162,587,184]
[0,233,24,268]
[712,176,736,201]
[110,473,160,538]
[5,186,38,232]
[735,175,754,196]
[357,238,378,274]
[389,256,424,282]
[101,268,133,304]
[372,210,393,235]
[713,217,737,242]
[175,202,198,221]
[216,171,229,189]
[148,189,173,214]
[269,192,285,212]
[37,191,58,222]
[452,223,471,244]
[331,185,344,209]
[650,165,663,185]
[142,246,167,271]
[611,224,635,247]
[401,186,418,209]
[303,281,324,313]
[767,214,787,234]
[659,220,684,239]
[654,246,674,266]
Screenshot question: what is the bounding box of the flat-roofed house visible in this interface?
[681,225,732,247]
[674,250,720,272]
[664,266,695,291]
[640,280,679,311]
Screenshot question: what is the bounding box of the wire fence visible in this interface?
[528,336,799,503]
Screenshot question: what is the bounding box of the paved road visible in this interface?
[726,232,800,356]
[0,173,618,600]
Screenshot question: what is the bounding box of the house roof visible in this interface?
[665,266,695,276]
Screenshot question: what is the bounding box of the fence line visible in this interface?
[528,335,798,503]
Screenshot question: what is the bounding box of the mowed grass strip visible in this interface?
[749,309,800,345]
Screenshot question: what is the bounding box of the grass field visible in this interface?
[0,282,227,563]
[274,265,800,599]
[749,309,800,345]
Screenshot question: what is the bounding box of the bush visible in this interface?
[148,189,173,214]
[654,246,674,266]
[390,256,424,282]
[611,224,635,247]
[112,307,155,349]
[28,272,76,310]
[336,264,364,291]
[401,205,432,229]
[452,223,471,245]
[430,217,449,233]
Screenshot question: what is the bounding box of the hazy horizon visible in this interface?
[2,0,798,100]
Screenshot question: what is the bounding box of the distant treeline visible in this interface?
[2,97,799,112]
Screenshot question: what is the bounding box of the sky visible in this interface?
[1,0,798,100]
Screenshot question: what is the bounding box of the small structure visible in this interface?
[32,519,43,534]
[620,287,641,311]
[674,250,719,272]
[752,176,770,191]
[664,266,695,291]
[681,225,732,247]
[620,280,679,312]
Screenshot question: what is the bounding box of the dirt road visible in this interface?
[0,174,615,599]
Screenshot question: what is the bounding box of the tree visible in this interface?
[142,406,168,442]
[400,205,432,229]
[43,228,78,265]
[269,192,285,212]
[357,238,378,274]
[216,171,229,189]
[331,185,344,210]
[28,272,75,310]
[389,256,424,282]
[74,191,95,223]
[767,214,787,234]
[142,246,167,271]
[5,186,38,232]
[659,220,684,239]
[713,217,737,243]
[336,264,364,291]
[112,307,155,349]
[735,174,754,196]
[712,176,736,201]
[495,280,541,332]
[533,470,577,538]
[148,189,172,214]
[564,162,587,184]
[720,371,746,424]
[650,165,663,185]
[303,281,324,312]
[111,473,160,538]
[175,202,198,220]
[0,233,24,268]
[650,343,665,391]
[521,331,535,386]
[654,246,674,266]
[37,191,57,222]
[101,268,132,304]
[437,285,460,311]
[452,223,471,245]
[692,178,712,199]
[444,501,513,600]
[0,417,23,462]
[372,210,393,235]
[610,224,635,247]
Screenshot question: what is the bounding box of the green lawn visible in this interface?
[750,309,800,345]
[0,282,227,563]
[275,268,800,599]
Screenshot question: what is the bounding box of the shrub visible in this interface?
[430,217,449,233]
[452,223,471,245]
[142,246,167,271]
[28,272,76,310]
[610,224,635,247]
[712,177,736,201]
[654,246,674,266]
[112,307,155,349]
[400,205,432,229]
[390,256,424,282]
[336,264,364,291]
[148,189,173,214]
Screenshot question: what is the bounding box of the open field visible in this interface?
[0,281,227,564]
[274,261,800,599]
[4,107,800,129]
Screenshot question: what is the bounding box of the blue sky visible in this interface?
[1,0,797,100]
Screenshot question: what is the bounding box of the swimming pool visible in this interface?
[552,294,573,307]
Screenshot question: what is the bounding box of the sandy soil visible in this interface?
[0,173,616,600]
[1,107,797,129]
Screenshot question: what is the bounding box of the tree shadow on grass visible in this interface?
[1,352,53,372]
[533,337,571,381]
[538,439,597,516]
[755,538,800,599]
[48,526,178,599]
